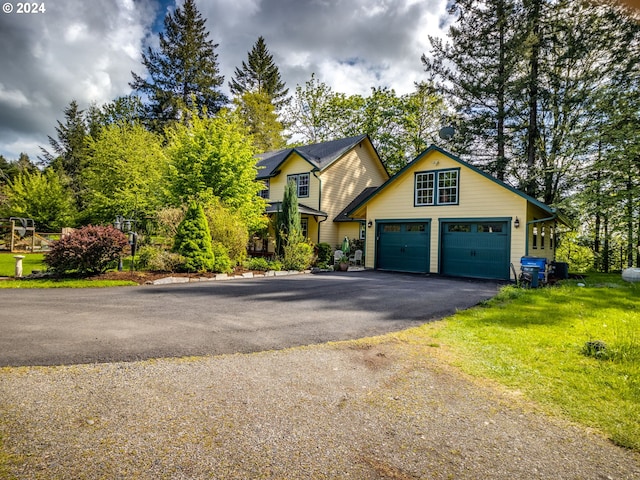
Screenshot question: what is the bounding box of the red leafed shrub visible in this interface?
[44,225,129,275]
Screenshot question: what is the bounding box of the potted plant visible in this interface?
[337,255,349,271]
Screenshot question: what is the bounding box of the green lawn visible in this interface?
[0,253,46,277]
[405,273,640,450]
[0,253,136,287]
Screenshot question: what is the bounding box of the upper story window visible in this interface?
[259,179,270,199]
[415,169,459,206]
[287,173,310,198]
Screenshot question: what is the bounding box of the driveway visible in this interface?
[0,271,500,367]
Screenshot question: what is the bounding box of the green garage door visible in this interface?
[441,221,510,280]
[377,221,430,273]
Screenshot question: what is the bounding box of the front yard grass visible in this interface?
[401,273,640,450]
[0,252,46,277]
[0,253,136,287]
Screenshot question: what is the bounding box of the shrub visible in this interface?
[247,257,270,271]
[283,240,315,271]
[268,259,283,271]
[173,202,215,272]
[211,242,233,273]
[44,225,128,274]
[203,198,249,265]
[137,245,185,272]
[316,242,332,265]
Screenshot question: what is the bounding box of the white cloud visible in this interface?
[0,0,450,161]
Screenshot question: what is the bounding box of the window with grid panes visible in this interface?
[415,169,459,206]
[415,172,435,205]
[287,173,310,198]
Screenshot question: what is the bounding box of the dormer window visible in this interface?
[287,173,310,198]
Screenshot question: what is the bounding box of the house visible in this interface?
[254,135,389,254]
[348,145,569,281]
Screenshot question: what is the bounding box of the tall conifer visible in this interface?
[130,0,227,131]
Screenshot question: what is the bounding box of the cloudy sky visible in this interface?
[0,0,449,162]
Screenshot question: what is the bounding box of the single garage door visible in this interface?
[441,221,510,280]
[376,221,430,273]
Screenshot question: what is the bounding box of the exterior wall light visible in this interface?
[367,220,373,228]
[514,217,520,228]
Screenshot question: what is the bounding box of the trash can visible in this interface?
[521,256,546,284]
[551,261,569,280]
[521,266,540,288]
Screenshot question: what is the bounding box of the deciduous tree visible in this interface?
[165,108,266,231]
[82,123,167,225]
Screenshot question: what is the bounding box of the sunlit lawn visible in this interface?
[0,252,46,277]
[401,273,640,450]
[0,252,136,287]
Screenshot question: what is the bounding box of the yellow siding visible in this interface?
[360,150,531,274]
[525,204,558,263]
[266,154,320,210]
[260,139,388,250]
[319,141,388,246]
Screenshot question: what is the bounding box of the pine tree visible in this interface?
[130,0,227,130]
[423,0,522,180]
[173,201,215,272]
[40,100,88,180]
[229,36,289,110]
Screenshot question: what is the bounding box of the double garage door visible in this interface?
[376,220,510,280]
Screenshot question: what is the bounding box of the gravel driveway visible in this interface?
[1,337,639,479]
[1,272,638,478]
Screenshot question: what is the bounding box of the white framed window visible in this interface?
[300,217,308,239]
[287,173,310,198]
[415,172,435,205]
[415,169,459,206]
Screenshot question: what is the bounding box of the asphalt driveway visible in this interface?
[0,271,501,367]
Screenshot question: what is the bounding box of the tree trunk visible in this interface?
[496,0,507,181]
[525,0,541,197]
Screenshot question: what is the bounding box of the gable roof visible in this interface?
[348,144,568,224]
[334,186,378,222]
[256,134,369,179]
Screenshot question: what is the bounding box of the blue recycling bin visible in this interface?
[520,257,547,287]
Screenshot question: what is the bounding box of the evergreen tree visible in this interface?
[423,0,522,180]
[229,36,289,109]
[280,179,301,246]
[130,0,227,131]
[39,100,89,200]
[173,201,215,272]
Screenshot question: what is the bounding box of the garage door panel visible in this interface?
[441,221,510,280]
[377,222,429,273]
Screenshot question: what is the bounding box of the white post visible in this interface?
[14,255,25,278]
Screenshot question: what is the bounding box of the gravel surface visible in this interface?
[1,336,639,479]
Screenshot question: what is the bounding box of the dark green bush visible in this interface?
[173,202,215,272]
[316,242,332,265]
